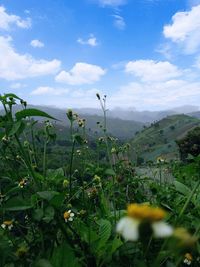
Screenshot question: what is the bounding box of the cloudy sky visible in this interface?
[1,0,200,110]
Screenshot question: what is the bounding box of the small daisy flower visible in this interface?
[1,220,13,230]
[78,119,85,127]
[2,135,9,143]
[63,210,75,222]
[86,187,98,199]
[116,203,173,241]
[78,209,87,217]
[184,253,193,265]
[92,175,102,187]
[156,157,165,163]
[18,178,28,188]
[98,137,104,143]
[76,149,81,156]
[111,147,117,154]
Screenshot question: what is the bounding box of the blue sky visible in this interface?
[1,0,200,110]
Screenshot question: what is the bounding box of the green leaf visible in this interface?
[8,120,25,136]
[97,219,111,248]
[73,134,84,145]
[110,237,123,254]
[174,181,191,196]
[4,197,32,211]
[47,168,65,181]
[50,193,65,208]
[3,93,23,101]
[37,191,59,201]
[105,168,116,176]
[33,208,44,221]
[34,259,53,267]
[15,108,57,121]
[43,206,55,223]
[51,243,80,267]
[75,221,98,244]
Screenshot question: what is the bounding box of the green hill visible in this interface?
[130,114,200,162]
[0,105,144,140]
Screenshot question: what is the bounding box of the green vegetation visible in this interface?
[130,114,200,163]
[0,93,200,267]
[176,126,200,162]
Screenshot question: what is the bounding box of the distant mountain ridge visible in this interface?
[0,104,143,140]
[1,104,199,140]
[73,105,200,123]
[1,104,199,123]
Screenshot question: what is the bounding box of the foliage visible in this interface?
[0,93,199,267]
[131,114,200,162]
[176,126,200,161]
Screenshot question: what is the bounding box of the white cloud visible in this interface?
[112,14,126,30]
[55,62,106,85]
[10,82,24,89]
[30,39,44,48]
[188,0,200,7]
[0,6,31,30]
[163,5,200,54]
[31,86,68,96]
[110,79,200,110]
[97,0,127,7]
[125,60,182,82]
[77,34,98,46]
[0,36,61,80]
[194,55,200,68]
[30,86,103,108]
[156,44,173,59]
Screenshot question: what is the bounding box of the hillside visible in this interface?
[189,111,200,119]
[0,105,144,140]
[130,114,200,162]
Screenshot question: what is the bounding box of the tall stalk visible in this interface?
[96,94,112,167]
[43,137,47,178]
[96,94,117,223]
[69,139,75,197]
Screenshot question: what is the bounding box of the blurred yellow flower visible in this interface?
[117,203,173,241]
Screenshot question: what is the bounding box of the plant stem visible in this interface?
[43,138,47,178]
[69,139,75,197]
[15,134,37,187]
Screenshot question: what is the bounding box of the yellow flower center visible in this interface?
[185,253,192,261]
[63,211,70,220]
[127,203,166,221]
[19,179,27,187]
[3,220,13,226]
